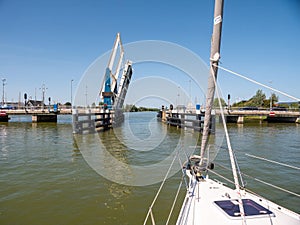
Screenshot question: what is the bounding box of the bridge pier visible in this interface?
[223,115,238,123]
[32,113,57,122]
[266,115,298,123]
[222,115,246,124]
[237,116,244,124]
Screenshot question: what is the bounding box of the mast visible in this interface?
[200,1,247,222]
[200,0,224,159]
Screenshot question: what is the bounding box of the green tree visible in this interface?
[213,98,226,108]
[232,100,247,108]
[251,90,266,107]
[280,103,289,108]
[271,93,278,103]
[124,104,138,112]
[290,102,300,109]
[131,105,138,112]
[267,93,279,108]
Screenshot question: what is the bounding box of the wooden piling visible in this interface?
[165,111,214,133]
[73,108,115,134]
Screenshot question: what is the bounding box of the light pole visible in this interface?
[177,86,180,110]
[269,81,272,110]
[40,83,47,112]
[2,78,6,106]
[71,79,74,112]
[188,79,191,102]
[85,85,88,107]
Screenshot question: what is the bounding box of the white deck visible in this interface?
[176,175,300,225]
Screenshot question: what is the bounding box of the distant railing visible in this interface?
[224,107,300,112]
[215,108,300,116]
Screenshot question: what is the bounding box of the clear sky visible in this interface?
[0,0,299,106]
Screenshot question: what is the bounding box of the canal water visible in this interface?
[0,112,299,225]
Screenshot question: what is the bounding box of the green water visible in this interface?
[0,113,299,224]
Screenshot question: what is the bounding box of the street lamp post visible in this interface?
[85,85,88,107]
[71,79,74,112]
[269,81,272,110]
[2,78,6,106]
[40,83,47,112]
[177,86,180,110]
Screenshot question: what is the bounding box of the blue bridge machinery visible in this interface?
[101,33,133,110]
[73,33,133,134]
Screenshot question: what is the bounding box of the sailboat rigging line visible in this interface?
[188,181,198,224]
[212,70,247,224]
[150,210,156,225]
[166,178,184,225]
[249,177,300,198]
[178,154,189,190]
[236,155,245,187]
[245,153,300,170]
[216,65,300,101]
[143,150,179,225]
[208,168,236,186]
[218,147,299,171]
[213,162,300,198]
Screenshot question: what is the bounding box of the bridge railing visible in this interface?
[224,107,300,112]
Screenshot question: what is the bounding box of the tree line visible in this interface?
[214,89,299,109]
[123,104,160,112]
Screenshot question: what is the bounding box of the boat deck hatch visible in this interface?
[214,199,274,217]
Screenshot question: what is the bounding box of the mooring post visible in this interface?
[88,108,95,133]
[162,109,166,122]
[183,114,186,130]
[73,109,79,134]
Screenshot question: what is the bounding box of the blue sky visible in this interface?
[0,0,299,106]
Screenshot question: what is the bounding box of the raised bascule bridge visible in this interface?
[73,33,133,134]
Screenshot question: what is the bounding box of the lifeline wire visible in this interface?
[246,153,300,170]
[166,178,184,225]
[213,161,300,198]
[143,149,179,225]
[221,147,300,171]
